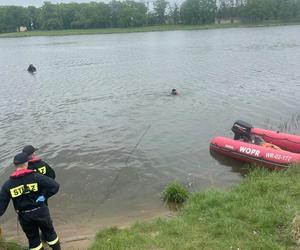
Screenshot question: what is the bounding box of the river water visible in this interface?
[1,25,300,241]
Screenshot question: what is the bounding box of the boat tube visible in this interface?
[210,120,300,169]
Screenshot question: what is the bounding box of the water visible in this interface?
[1,25,300,238]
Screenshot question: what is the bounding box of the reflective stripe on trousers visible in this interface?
[47,236,59,245]
[30,242,43,250]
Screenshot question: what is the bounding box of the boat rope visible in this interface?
[125,125,151,168]
[88,124,151,219]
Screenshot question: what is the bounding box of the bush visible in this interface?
[162,181,190,204]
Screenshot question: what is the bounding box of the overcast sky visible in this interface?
[0,0,111,6]
[0,0,184,7]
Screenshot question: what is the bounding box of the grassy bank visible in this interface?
[1,22,300,38]
[89,166,300,249]
[0,240,22,250]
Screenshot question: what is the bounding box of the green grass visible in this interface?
[162,181,190,204]
[1,22,300,38]
[0,239,23,250]
[89,166,300,250]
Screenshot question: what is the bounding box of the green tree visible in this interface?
[199,0,217,23]
[59,3,81,29]
[27,6,40,30]
[216,0,244,22]
[181,0,216,24]
[1,0,300,33]
[0,6,30,32]
[71,3,110,29]
[168,3,180,24]
[118,1,147,27]
[110,0,122,27]
[146,12,158,25]
[109,0,147,28]
[38,2,63,30]
[153,0,169,24]
[278,0,296,20]
[242,0,300,22]
[295,0,300,20]
[181,0,200,24]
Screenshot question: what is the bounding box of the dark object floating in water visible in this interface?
[27,64,36,73]
[171,89,178,95]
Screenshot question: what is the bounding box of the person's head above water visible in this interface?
[171,89,178,95]
[27,64,36,72]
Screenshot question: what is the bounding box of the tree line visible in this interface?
[0,0,300,33]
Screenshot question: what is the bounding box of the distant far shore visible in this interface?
[1,22,300,38]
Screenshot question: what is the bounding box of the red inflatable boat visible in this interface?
[210,120,300,169]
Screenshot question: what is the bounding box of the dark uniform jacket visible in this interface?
[0,169,59,215]
[28,156,56,179]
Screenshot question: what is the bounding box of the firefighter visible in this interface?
[22,145,56,179]
[0,153,60,250]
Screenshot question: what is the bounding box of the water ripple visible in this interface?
[1,25,300,220]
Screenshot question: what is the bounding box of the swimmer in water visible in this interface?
[171,89,178,95]
[27,64,36,73]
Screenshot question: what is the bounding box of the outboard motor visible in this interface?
[231,120,253,141]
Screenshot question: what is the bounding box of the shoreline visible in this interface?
[3,166,300,249]
[89,167,300,249]
[0,22,300,38]
[3,206,172,249]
